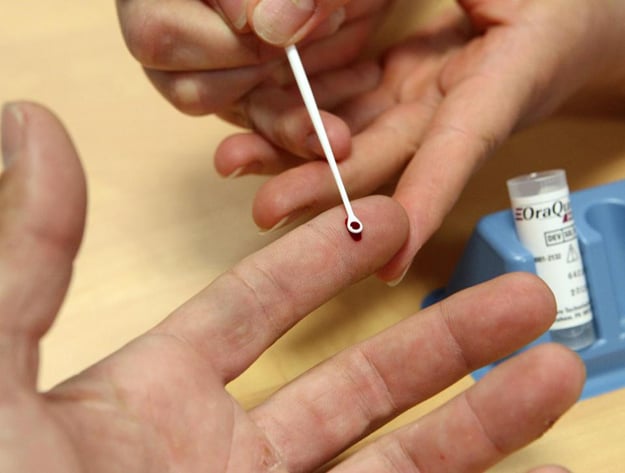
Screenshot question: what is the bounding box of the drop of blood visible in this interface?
[345,218,362,242]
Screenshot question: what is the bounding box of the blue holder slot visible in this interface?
[424,179,625,399]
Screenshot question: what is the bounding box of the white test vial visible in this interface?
[507,170,596,350]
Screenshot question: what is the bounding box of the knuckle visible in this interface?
[225,263,292,336]
[147,71,213,116]
[169,78,208,115]
[437,298,473,372]
[121,5,176,68]
[374,438,423,473]
[340,347,397,422]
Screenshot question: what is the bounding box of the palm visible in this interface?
[28,335,255,472]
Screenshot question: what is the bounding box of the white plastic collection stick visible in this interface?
[285,44,363,235]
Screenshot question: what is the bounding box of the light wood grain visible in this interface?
[1,1,624,471]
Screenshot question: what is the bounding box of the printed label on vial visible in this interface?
[511,189,593,330]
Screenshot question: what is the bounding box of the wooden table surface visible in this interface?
[2,1,624,471]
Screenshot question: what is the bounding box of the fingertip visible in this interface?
[4,101,87,252]
[276,107,351,161]
[375,240,415,285]
[214,0,248,31]
[467,343,585,457]
[496,272,557,331]
[352,195,410,246]
[255,194,410,270]
[214,133,261,177]
[375,202,425,284]
[306,195,410,272]
[384,265,411,287]
[507,342,586,408]
[2,102,25,169]
[249,0,316,46]
[531,343,586,403]
[349,196,411,274]
[306,111,352,161]
[252,160,328,230]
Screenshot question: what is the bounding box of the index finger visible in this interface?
[117,0,280,70]
[156,195,409,381]
[379,31,544,281]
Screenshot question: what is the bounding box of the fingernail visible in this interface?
[226,161,263,179]
[386,265,411,287]
[1,103,25,169]
[258,214,292,234]
[305,133,323,157]
[227,166,246,179]
[309,7,345,39]
[252,0,315,45]
[327,7,346,33]
[258,207,310,234]
[220,0,249,30]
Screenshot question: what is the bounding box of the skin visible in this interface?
[117,0,625,283]
[0,101,584,472]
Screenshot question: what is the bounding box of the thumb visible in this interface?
[0,102,87,389]
[246,0,348,45]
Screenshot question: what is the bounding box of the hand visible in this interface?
[116,0,392,117]
[1,102,584,472]
[213,0,625,282]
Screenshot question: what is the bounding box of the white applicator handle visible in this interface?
[285,44,363,235]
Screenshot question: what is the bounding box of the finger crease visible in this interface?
[376,437,424,473]
[429,121,500,165]
[229,264,294,337]
[437,298,473,373]
[463,393,508,457]
[346,347,398,426]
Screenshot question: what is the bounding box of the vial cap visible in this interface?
[507,169,568,199]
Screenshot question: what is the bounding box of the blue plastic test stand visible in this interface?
[424,179,625,399]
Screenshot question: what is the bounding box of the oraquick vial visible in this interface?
[507,169,596,350]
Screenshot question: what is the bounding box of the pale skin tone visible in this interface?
[0,102,584,472]
[117,0,625,283]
